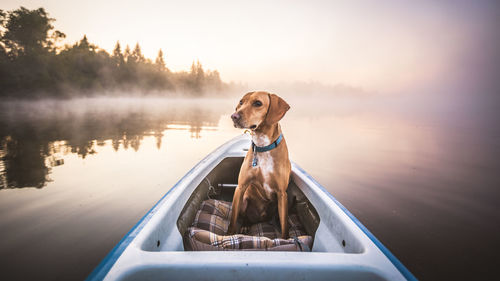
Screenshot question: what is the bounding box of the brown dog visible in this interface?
[228,91,291,239]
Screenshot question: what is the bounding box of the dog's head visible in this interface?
[231,91,290,130]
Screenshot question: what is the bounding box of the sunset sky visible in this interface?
[2,0,499,93]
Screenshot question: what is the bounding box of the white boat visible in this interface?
[87,134,416,281]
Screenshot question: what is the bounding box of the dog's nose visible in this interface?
[231,112,241,121]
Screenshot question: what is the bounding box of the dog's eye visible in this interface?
[253,100,262,107]
[239,100,243,105]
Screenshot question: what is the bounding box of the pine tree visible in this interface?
[123,44,131,62]
[78,35,93,51]
[193,60,204,80]
[189,60,205,93]
[155,49,166,71]
[130,42,145,63]
[112,41,124,66]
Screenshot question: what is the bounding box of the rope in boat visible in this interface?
[205,177,216,199]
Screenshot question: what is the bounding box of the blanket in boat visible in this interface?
[184,199,313,251]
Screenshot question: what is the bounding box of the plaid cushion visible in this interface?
[245,214,306,239]
[184,199,313,251]
[198,199,232,219]
[192,200,232,235]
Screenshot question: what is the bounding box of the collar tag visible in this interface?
[252,144,258,167]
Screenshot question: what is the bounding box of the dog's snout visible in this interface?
[231,112,241,121]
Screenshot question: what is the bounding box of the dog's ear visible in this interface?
[265,94,290,125]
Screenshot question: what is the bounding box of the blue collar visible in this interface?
[252,134,283,152]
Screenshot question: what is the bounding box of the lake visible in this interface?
[0,96,498,280]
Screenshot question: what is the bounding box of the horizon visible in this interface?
[2,0,499,95]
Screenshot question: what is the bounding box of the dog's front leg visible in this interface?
[278,191,289,239]
[228,184,247,235]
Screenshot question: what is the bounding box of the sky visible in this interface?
[2,0,499,93]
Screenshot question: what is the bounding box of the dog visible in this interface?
[228,91,291,239]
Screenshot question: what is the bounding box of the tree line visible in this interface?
[0,7,234,98]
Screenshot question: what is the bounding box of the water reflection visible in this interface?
[0,98,223,189]
[0,136,50,189]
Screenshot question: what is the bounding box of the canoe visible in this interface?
[87,134,417,281]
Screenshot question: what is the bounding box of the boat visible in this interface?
[87,134,417,281]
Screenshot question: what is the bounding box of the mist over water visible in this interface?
[0,93,499,280]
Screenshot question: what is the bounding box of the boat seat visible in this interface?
[183,199,313,251]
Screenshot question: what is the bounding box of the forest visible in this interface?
[0,7,234,98]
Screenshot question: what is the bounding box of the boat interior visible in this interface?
[176,157,321,250]
[138,140,365,254]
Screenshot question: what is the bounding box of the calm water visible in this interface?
[0,96,498,280]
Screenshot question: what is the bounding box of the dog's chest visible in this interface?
[252,152,274,196]
[251,134,274,177]
[255,152,274,179]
